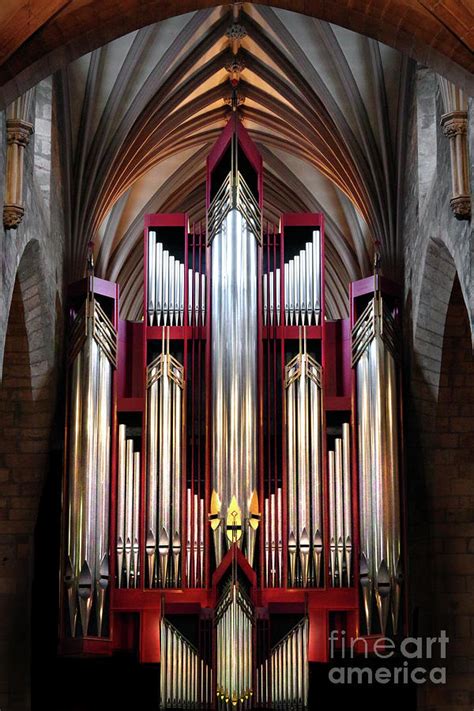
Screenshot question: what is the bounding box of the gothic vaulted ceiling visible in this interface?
[54,4,419,319]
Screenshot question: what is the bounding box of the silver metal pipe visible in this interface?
[96,348,111,635]
[199,496,204,587]
[193,493,199,587]
[294,254,300,326]
[306,242,313,326]
[269,269,274,326]
[309,369,322,587]
[277,487,283,588]
[335,437,344,587]
[287,374,297,586]
[146,371,158,587]
[125,438,134,588]
[342,422,352,585]
[194,271,200,327]
[168,254,175,327]
[156,241,163,327]
[264,497,270,586]
[263,273,268,326]
[270,492,276,587]
[171,374,182,586]
[116,424,126,589]
[299,250,306,326]
[132,450,140,588]
[188,268,193,326]
[201,274,206,326]
[288,260,294,326]
[276,267,281,326]
[312,229,320,325]
[174,259,180,329]
[284,263,289,326]
[328,449,336,586]
[162,250,169,326]
[179,262,185,327]
[186,489,191,586]
[297,354,310,587]
[148,231,156,326]
[211,208,258,566]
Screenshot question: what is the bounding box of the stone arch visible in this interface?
[0,238,60,711]
[0,0,472,109]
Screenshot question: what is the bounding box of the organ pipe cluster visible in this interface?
[283,231,321,326]
[116,425,140,588]
[208,145,261,569]
[285,331,323,588]
[327,423,352,587]
[160,618,212,708]
[258,618,308,708]
[264,488,283,587]
[146,329,184,588]
[188,268,206,326]
[352,288,402,635]
[147,233,185,326]
[64,289,116,637]
[216,580,254,708]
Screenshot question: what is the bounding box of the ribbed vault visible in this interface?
[52,4,420,320]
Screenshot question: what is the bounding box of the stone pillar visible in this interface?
[3,118,33,229]
[3,90,34,230]
[441,111,471,219]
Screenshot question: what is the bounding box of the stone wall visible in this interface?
[403,66,474,711]
[0,80,66,711]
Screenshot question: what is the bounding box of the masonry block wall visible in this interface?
[0,80,66,711]
[403,68,474,711]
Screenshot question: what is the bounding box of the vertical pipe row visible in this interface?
[281,232,321,327]
[147,233,185,327]
[187,267,206,326]
[116,424,141,588]
[65,298,116,637]
[263,488,283,587]
[352,295,402,635]
[185,490,205,587]
[160,618,211,708]
[285,345,323,587]
[327,424,352,586]
[269,618,308,708]
[146,333,184,587]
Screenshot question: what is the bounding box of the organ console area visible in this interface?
[59,116,406,708]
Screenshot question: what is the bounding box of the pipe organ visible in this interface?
[60,117,406,706]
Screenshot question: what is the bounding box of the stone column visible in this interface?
[3,118,33,229]
[441,110,470,219]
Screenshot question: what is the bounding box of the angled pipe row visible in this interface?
[147,233,185,327]
[116,425,140,588]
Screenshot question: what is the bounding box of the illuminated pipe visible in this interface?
[148,231,156,326]
[132,450,140,588]
[156,242,163,327]
[116,424,126,589]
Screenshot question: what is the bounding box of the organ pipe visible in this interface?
[146,328,184,587]
[208,132,261,568]
[64,272,116,637]
[352,284,402,635]
[285,329,323,587]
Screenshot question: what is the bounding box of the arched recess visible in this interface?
[0,239,60,711]
[412,276,474,710]
[0,0,472,108]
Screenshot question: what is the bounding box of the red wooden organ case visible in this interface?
[59,118,407,708]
